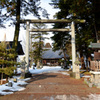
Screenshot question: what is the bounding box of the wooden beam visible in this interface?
[29,28,71,32]
[20,19,85,23]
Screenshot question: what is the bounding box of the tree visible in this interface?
[51,30,71,68]
[0,0,49,50]
[50,0,100,69]
[69,0,100,41]
[30,23,49,68]
[50,0,73,68]
[0,42,18,84]
[66,0,100,68]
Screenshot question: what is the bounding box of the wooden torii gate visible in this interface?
[20,19,85,73]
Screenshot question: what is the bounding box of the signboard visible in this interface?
[94,52,100,60]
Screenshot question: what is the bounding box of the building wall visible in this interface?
[42,59,61,66]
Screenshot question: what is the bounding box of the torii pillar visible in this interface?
[25,21,30,72]
[71,22,76,72]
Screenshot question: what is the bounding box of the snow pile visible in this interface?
[88,94,100,100]
[0,77,30,95]
[44,94,100,100]
[29,66,65,74]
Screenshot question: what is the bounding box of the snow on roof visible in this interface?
[89,42,100,49]
[42,49,69,59]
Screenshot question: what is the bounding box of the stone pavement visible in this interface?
[0,72,100,100]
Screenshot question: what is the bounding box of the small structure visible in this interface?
[7,41,24,55]
[88,42,100,88]
[0,41,24,55]
[89,42,100,71]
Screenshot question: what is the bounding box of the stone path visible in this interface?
[0,72,100,100]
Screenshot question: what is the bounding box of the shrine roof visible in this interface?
[42,49,69,59]
[89,42,100,49]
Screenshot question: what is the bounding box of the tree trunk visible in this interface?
[87,53,92,70]
[13,0,21,50]
[6,76,8,83]
[1,65,4,84]
[63,49,68,68]
[80,56,85,69]
[1,73,3,84]
[80,51,86,69]
[37,60,40,69]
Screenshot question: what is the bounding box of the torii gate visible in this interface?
[20,19,85,73]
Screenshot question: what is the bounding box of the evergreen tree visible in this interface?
[30,23,49,68]
[50,0,100,69]
[0,42,18,84]
[50,4,71,67]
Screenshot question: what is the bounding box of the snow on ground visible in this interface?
[29,66,66,74]
[0,77,30,95]
[45,94,100,100]
[0,66,68,95]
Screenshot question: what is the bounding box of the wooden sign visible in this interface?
[94,52,100,60]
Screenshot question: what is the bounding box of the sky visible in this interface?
[0,0,59,52]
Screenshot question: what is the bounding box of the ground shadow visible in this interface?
[26,73,57,83]
[0,73,57,96]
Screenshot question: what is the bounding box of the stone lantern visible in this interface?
[20,57,27,79]
[74,57,81,79]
